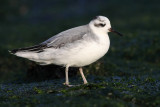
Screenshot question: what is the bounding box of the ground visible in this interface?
[0,0,160,107]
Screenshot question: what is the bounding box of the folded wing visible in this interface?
[10,25,89,54]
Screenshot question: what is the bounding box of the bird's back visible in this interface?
[9,25,94,64]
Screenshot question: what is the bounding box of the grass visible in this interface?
[0,76,160,106]
[0,0,160,106]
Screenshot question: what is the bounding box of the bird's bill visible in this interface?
[109,28,123,36]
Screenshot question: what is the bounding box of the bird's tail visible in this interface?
[9,48,21,55]
[9,48,39,59]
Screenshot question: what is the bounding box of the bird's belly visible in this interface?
[69,42,109,67]
[49,37,110,67]
[38,37,110,66]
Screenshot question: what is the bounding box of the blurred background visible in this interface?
[0,0,160,83]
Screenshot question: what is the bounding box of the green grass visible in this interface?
[0,0,160,106]
[0,77,160,106]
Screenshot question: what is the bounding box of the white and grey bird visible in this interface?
[10,16,122,86]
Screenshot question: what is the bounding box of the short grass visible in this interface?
[0,0,160,106]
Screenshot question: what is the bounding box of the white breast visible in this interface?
[68,34,110,67]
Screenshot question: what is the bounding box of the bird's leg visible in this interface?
[79,67,88,84]
[63,65,70,86]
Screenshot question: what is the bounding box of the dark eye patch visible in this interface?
[94,23,106,27]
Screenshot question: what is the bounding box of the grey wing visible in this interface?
[10,25,89,54]
[41,25,89,48]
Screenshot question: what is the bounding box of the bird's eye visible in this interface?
[99,23,106,27]
[94,23,106,27]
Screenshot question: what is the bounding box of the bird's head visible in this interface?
[89,16,123,36]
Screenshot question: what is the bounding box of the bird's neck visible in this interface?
[92,29,110,45]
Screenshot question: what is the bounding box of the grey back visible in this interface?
[41,25,91,48]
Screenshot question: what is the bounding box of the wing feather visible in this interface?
[10,25,89,54]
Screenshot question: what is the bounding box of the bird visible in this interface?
[9,16,122,86]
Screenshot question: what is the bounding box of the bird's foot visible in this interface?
[63,83,73,87]
[63,83,83,87]
[63,83,88,87]
[84,82,88,85]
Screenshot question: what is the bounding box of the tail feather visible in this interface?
[9,48,39,60]
[9,44,46,55]
[9,46,51,65]
[9,49,20,54]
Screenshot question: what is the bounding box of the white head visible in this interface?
[89,16,123,36]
